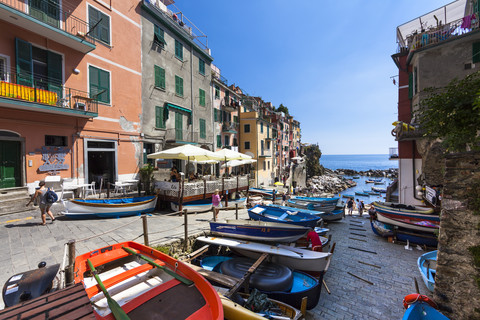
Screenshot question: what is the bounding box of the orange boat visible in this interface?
[74,241,223,320]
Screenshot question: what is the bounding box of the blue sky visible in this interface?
[176,0,451,155]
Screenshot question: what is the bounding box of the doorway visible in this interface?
[0,140,21,188]
[84,139,117,186]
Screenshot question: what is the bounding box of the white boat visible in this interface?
[62,196,157,218]
[221,197,247,208]
[171,199,213,213]
[376,211,438,233]
[196,236,332,273]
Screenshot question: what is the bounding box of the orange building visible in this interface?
[0,0,142,191]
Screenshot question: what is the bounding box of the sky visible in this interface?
[174,0,452,155]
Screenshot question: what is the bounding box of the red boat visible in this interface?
[74,241,223,320]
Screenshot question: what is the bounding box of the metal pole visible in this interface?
[66,239,76,287]
[184,209,188,250]
[235,203,238,219]
[142,215,149,246]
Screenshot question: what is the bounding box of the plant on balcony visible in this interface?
[415,71,480,152]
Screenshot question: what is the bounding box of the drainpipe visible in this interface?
[190,46,194,145]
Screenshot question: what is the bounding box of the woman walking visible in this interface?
[212,189,222,219]
[26,181,56,225]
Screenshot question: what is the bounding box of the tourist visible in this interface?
[357,199,364,217]
[368,204,376,219]
[307,229,322,251]
[282,192,287,206]
[170,167,179,182]
[347,198,354,215]
[212,189,222,219]
[26,181,55,225]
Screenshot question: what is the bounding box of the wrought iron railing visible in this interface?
[0,70,97,113]
[1,0,95,46]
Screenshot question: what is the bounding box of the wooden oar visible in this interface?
[87,259,130,320]
[122,246,194,286]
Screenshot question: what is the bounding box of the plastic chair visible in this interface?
[83,182,96,198]
[59,183,75,201]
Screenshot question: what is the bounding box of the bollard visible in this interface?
[235,203,239,219]
[142,215,149,246]
[184,209,188,250]
[65,240,76,287]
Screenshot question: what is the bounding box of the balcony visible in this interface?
[0,71,98,117]
[165,129,213,144]
[0,0,95,53]
[221,121,238,133]
[389,147,399,160]
[259,150,272,157]
[391,121,425,141]
[221,97,239,111]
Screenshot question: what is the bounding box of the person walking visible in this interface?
[347,198,354,216]
[26,181,55,225]
[212,189,222,219]
[357,199,364,217]
[282,192,287,206]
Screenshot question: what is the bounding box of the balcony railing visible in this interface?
[0,70,98,115]
[1,0,95,50]
[222,97,239,110]
[222,121,238,133]
[391,121,425,141]
[259,150,272,157]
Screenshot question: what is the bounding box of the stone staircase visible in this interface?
[0,187,33,216]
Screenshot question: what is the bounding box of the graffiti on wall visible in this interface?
[38,146,70,172]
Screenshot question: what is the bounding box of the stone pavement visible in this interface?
[0,205,431,318]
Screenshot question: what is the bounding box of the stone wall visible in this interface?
[434,151,480,319]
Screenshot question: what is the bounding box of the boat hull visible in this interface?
[377,211,438,233]
[402,301,450,320]
[287,197,338,213]
[63,196,157,218]
[171,199,213,213]
[418,251,437,292]
[196,236,332,273]
[209,219,310,243]
[73,241,223,320]
[248,205,321,228]
[221,197,247,209]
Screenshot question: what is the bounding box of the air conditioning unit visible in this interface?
[75,102,86,110]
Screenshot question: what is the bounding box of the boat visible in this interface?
[374,181,384,185]
[73,241,223,320]
[267,203,343,222]
[222,197,247,208]
[287,196,339,213]
[355,191,369,197]
[402,294,449,319]
[62,196,157,218]
[171,198,213,213]
[368,191,381,196]
[341,194,355,199]
[352,176,360,179]
[374,201,439,233]
[365,179,374,183]
[202,256,321,310]
[376,211,439,233]
[248,204,321,228]
[249,188,274,197]
[209,219,311,243]
[371,186,387,193]
[370,219,438,246]
[197,236,332,273]
[374,201,435,215]
[418,251,437,292]
[370,219,395,237]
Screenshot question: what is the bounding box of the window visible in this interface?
[199,118,206,139]
[89,65,110,104]
[268,161,270,170]
[263,161,266,170]
[29,0,60,27]
[260,123,263,133]
[175,75,183,97]
[175,40,183,60]
[154,65,165,89]
[215,85,220,99]
[233,116,238,124]
[199,88,205,106]
[0,56,6,81]
[155,106,165,128]
[414,67,418,94]
[473,42,480,63]
[233,138,238,146]
[224,135,229,147]
[408,72,413,99]
[217,135,221,148]
[88,5,110,45]
[244,124,250,133]
[214,109,218,122]
[153,25,166,46]
[199,58,205,75]
[266,141,270,149]
[45,135,67,146]
[244,141,250,149]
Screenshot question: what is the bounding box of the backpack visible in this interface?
[45,188,58,204]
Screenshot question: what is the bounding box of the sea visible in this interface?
[319,154,398,203]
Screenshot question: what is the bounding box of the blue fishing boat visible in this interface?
[248,205,321,228]
[201,256,321,310]
[371,187,387,193]
[271,203,343,222]
[209,219,310,243]
[370,219,395,237]
[402,294,449,319]
[418,251,437,292]
[355,191,369,197]
[62,196,157,218]
[249,187,274,197]
[171,198,213,213]
[370,219,438,247]
[287,196,339,213]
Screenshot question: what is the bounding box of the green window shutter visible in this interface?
[175,40,183,60]
[215,85,220,99]
[175,112,183,140]
[408,73,413,99]
[154,25,166,45]
[214,109,218,122]
[199,88,205,106]
[155,106,165,128]
[47,51,62,97]
[200,118,206,139]
[15,38,33,86]
[89,6,110,44]
[199,58,205,75]
[154,65,165,89]
[217,135,221,148]
[473,42,480,63]
[89,66,110,104]
[175,75,183,97]
[234,116,238,124]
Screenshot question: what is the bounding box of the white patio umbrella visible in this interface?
[221,159,257,168]
[147,144,223,161]
[213,149,252,176]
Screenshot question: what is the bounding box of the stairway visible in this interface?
[0,187,33,216]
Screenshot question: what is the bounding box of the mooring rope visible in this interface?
[74,216,143,243]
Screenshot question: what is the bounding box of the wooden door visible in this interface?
[0,141,21,188]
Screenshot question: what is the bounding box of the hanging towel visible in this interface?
[461,14,475,29]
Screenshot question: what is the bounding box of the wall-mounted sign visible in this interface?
[38,146,69,172]
[425,185,438,206]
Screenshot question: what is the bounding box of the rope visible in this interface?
[74,216,143,243]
